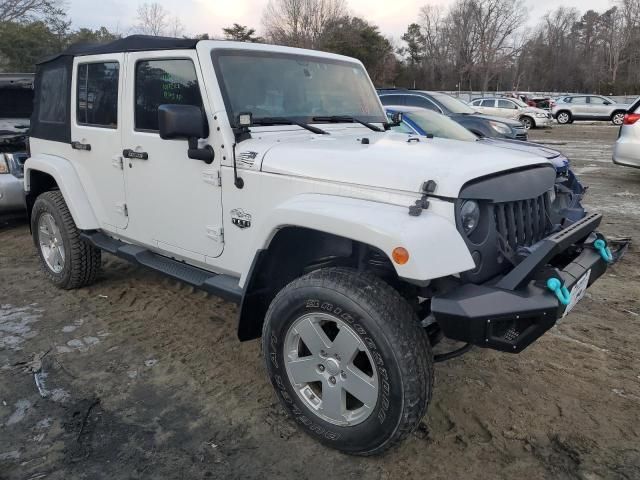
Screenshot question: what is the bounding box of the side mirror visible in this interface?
[603,101,611,105]
[389,112,403,125]
[158,104,213,163]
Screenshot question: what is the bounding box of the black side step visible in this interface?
[81,232,243,303]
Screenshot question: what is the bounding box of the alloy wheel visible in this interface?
[38,212,65,274]
[283,312,378,426]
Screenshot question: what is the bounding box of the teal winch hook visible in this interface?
[546,277,571,306]
[594,239,613,263]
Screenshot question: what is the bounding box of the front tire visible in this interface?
[612,111,625,126]
[520,116,534,130]
[262,267,433,456]
[31,190,101,289]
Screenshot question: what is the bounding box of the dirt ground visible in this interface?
[1,124,639,480]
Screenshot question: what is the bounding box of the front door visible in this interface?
[70,54,127,230]
[121,51,224,262]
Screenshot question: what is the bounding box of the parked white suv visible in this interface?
[24,36,614,455]
[552,95,631,125]
[613,97,640,168]
[469,97,552,129]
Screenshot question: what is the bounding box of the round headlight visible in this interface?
[461,200,480,235]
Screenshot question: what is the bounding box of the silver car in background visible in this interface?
[613,98,640,168]
[552,95,631,125]
[469,97,552,130]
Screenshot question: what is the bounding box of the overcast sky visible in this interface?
[67,0,615,41]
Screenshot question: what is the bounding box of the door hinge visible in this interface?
[206,226,224,243]
[202,170,222,187]
[116,202,128,217]
[112,155,124,170]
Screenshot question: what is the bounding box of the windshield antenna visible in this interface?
[232,143,244,189]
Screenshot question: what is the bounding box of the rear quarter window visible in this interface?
[38,66,68,124]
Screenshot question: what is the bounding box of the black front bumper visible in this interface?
[431,213,610,353]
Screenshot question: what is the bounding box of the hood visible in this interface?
[254,131,551,198]
[0,118,29,145]
[479,138,568,170]
[467,113,523,127]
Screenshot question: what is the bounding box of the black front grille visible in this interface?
[494,193,550,252]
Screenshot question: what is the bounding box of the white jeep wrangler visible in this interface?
[25,35,614,455]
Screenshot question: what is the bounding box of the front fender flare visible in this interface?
[240,193,474,287]
[24,154,99,230]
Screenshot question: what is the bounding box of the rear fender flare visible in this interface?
[24,154,99,230]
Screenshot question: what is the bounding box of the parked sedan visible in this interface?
[552,95,631,125]
[469,97,552,130]
[613,97,640,168]
[377,88,528,141]
[386,106,586,223]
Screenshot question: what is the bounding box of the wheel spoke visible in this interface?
[56,245,65,263]
[321,382,344,420]
[344,367,377,408]
[295,317,331,355]
[287,356,320,385]
[46,247,57,267]
[39,226,52,242]
[330,326,362,363]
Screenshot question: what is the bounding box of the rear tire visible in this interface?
[31,191,101,289]
[556,111,572,124]
[262,267,433,456]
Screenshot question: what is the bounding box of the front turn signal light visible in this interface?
[392,247,410,265]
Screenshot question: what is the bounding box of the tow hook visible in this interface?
[546,277,571,306]
[593,239,613,263]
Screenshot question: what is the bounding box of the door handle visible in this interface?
[71,141,91,151]
[123,149,148,160]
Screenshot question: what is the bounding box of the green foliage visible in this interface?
[222,23,262,43]
[0,22,120,73]
[320,16,397,85]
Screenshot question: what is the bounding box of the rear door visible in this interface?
[70,54,127,230]
[569,96,589,118]
[121,51,224,262]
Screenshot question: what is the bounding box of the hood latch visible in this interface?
[409,180,437,216]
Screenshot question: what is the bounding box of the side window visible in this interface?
[135,59,203,132]
[588,96,607,105]
[480,99,495,107]
[38,66,68,124]
[380,95,405,106]
[405,96,439,112]
[497,99,517,109]
[76,62,119,128]
[570,97,587,105]
[471,99,481,106]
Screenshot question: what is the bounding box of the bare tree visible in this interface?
[135,2,168,36]
[166,15,184,37]
[0,0,61,22]
[262,0,347,48]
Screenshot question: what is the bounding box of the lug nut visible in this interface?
[320,350,327,357]
[334,354,341,361]
[329,376,336,384]
[340,371,346,379]
[318,364,325,372]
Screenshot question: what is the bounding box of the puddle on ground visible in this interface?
[0,304,44,351]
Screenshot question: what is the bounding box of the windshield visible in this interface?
[406,110,477,142]
[511,97,529,108]
[211,50,386,126]
[430,93,475,114]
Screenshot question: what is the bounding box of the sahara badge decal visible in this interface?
[231,208,252,229]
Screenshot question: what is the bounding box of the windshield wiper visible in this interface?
[312,115,384,132]
[252,117,328,135]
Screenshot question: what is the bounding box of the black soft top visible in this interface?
[38,35,199,64]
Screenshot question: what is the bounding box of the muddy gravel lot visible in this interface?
[2,124,640,480]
